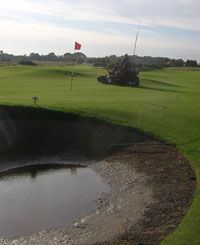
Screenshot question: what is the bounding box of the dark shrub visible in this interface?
[19,60,37,66]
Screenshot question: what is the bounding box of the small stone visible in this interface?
[118,205,122,210]
[74,222,79,227]
[81,217,88,223]
[74,222,86,229]
[107,204,115,213]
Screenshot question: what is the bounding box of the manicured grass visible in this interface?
[0,65,200,244]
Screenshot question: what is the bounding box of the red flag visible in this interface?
[75,42,81,50]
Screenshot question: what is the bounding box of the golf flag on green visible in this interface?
[75,42,81,50]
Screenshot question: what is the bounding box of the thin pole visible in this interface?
[71,49,75,91]
[133,31,139,56]
[133,0,151,56]
[133,17,143,57]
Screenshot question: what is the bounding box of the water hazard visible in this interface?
[0,164,110,238]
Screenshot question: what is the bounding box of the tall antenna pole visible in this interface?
[133,0,150,57]
[133,29,139,56]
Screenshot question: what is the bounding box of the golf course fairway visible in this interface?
[0,64,200,245]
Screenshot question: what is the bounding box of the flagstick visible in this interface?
[71,48,75,91]
[70,42,81,91]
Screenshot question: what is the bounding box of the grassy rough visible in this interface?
[0,65,200,244]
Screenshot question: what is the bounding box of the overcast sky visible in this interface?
[1,0,200,60]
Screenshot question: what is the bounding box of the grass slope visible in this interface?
[0,65,200,244]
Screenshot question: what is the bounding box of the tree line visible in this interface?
[0,50,199,69]
[0,51,87,64]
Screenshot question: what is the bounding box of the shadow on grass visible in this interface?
[142,78,182,87]
[39,68,92,78]
[52,69,92,77]
[138,85,183,93]
[99,80,182,93]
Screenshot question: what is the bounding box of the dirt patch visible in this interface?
[0,141,196,245]
[99,142,196,245]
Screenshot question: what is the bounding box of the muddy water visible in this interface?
[0,164,110,238]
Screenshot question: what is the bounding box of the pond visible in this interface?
[0,164,110,238]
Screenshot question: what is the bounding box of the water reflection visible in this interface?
[0,164,81,181]
[0,164,110,237]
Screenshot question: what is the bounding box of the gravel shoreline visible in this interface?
[0,141,196,245]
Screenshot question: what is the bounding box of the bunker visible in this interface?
[0,105,148,238]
